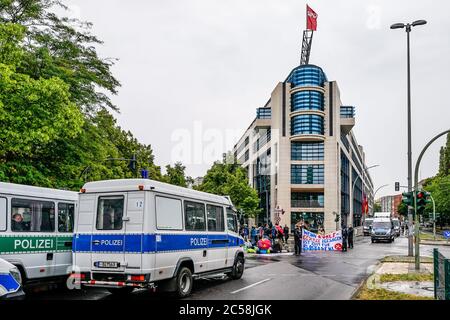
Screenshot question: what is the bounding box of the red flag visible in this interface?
[306,5,318,31]
[362,193,369,215]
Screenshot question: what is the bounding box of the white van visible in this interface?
[72,179,245,297]
[373,212,391,219]
[0,182,78,285]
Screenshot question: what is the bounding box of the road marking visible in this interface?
[230,278,272,294]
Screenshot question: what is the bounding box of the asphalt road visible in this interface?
[26,236,450,300]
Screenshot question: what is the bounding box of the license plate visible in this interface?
[95,261,119,268]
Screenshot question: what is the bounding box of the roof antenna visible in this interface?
[300,4,318,65]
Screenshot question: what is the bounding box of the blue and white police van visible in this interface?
[72,179,245,297]
[0,257,24,299]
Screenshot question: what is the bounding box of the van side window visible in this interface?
[58,202,75,232]
[0,197,6,231]
[96,196,124,230]
[11,198,55,232]
[226,208,238,233]
[206,204,224,232]
[156,196,183,230]
[184,201,206,231]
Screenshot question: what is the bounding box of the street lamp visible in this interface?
[390,19,427,256]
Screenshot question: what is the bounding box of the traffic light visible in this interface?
[401,191,413,206]
[395,182,400,191]
[415,191,431,213]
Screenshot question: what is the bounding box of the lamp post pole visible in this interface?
[390,19,427,256]
[351,165,379,227]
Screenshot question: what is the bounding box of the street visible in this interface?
[25,236,450,300]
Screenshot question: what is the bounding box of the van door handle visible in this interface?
[203,250,207,257]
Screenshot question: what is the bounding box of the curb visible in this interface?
[350,261,382,300]
[420,241,450,246]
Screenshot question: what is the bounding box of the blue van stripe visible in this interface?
[0,274,20,293]
[72,233,244,253]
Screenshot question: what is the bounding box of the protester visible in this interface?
[243,224,249,241]
[341,225,348,252]
[283,224,289,243]
[250,226,257,245]
[258,223,264,240]
[318,226,325,236]
[294,223,303,255]
[348,225,354,249]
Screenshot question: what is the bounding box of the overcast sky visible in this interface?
[67,0,449,198]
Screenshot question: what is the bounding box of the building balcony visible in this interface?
[340,106,355,134]
[290,134,325,142]
[254,118,271,129]
[291,200,324,208]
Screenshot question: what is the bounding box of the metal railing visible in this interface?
[434,248,450,300]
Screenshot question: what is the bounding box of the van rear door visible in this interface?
[123,192,144,270]
[91,194,127,272]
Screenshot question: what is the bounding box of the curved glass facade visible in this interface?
[291,90,324,112]
[291,114,324,135]
[288,65,327,88]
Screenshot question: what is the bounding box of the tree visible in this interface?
[438,133,450,176]
[0,3,163,189]
[196,161,261,218]
[164,162,191,187]
[0,0,120,114]
[373,202,381,213]
[424,175,450,226]
[397,202,408,217]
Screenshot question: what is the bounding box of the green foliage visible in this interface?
[397,202,408,216]
[424,175,450,221]
[373,202,381,213]
[0,2,164,189]
[438,133,450,176]
[0,0,121,114]
[163,162,191,188]
[196,161,261,218]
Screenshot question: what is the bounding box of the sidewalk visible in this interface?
[353,256,435,300]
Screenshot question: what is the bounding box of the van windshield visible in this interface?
[372,222,391,229]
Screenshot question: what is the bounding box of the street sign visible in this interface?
[443,231,450,239]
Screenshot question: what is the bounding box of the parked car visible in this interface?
[392,218,401,237]
[363,218,374,236]
[0,258,25,299]
[371,218,395,243]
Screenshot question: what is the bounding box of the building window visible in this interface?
[352,168,363,227]
[291,91,324,112]
[291,164,324,184]
[340,106,355,118]
[253,129,271,152]
[288,65,327,88]
[206,204,225,232]
[291,114,324,135]
[256,107,271,119]
[290,212,324,233]
[291,192,324,208]
[291,141,324,160]
[340,151,350,216]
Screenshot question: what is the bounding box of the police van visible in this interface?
[0,257,24,299]
[0,182,78,285]
[72,179,245,297]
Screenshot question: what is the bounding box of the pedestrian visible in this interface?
[341,225,348,252]
[348,225,354,249]
[283,224,289,244]
[294,224,303,255]
[243,224,249,241]
[250,226,257,245]
[258,223,264,240]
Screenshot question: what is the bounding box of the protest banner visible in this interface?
[302,229,343,251]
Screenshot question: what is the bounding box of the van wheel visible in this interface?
[228,255,244,280]
[107,287,134,295]
[175,267,193,298]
